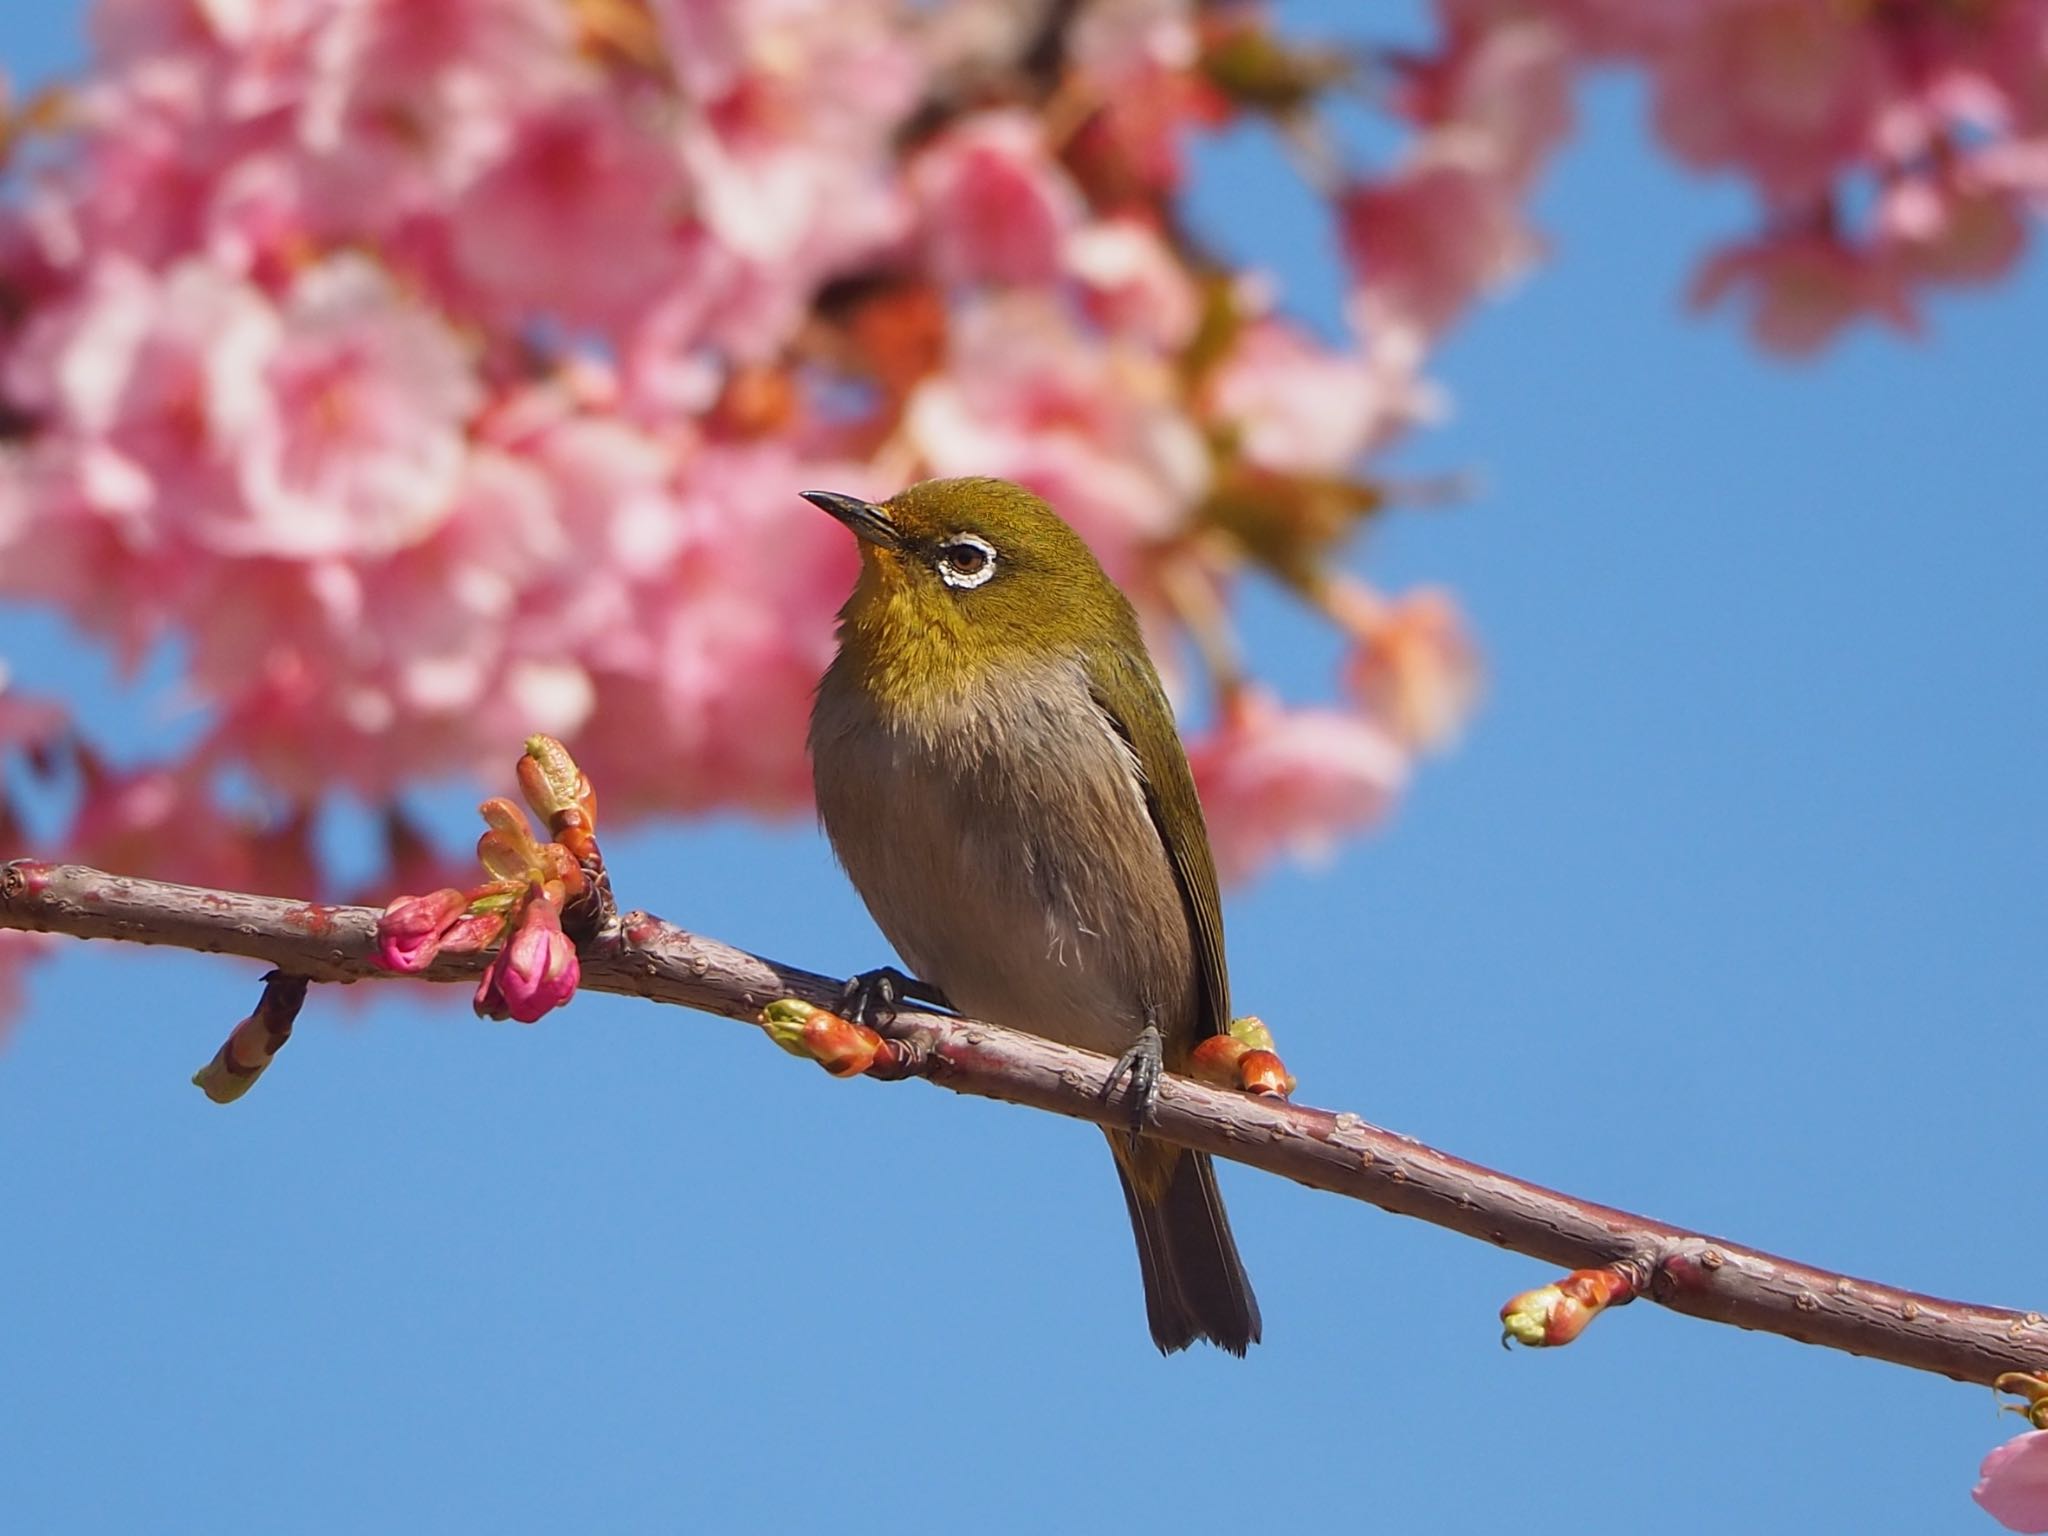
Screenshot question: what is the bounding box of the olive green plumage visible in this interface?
[805,475,1260,1355]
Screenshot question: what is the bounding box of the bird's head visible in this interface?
[803,477,1136,697]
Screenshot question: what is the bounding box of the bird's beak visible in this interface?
[801,490,901,550]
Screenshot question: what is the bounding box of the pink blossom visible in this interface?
[0,930,49,1041]
[1343,587,1482,753]
[0,440,170,658]
[474,894,579,1023]
[1879,171,2029,288]
[1064,219,1200,350]
[1063,0,1209,206]
[30,62,254,270]
[297,0,573,157]
[449,98,686,330]
[439,909,509,955]
[185,441,577,796]
[372,887,470,972]
[1206,316,1408,474]
[4,255,273,522]
[1976,1430,2048,1534]
[1690,220,1917,357]
[232,252,478,558]
[1069,0,1199,84]
[1401,17,1574,188]
[1340,149,1539,350]
[1187,691,1408,884]
[291,0,578,241]
[566,440,864,817]
[64,755,312,895]
[1648,0,1891,205]
[659,0,922,264]
[0,670,67,757]
[912,110,1083,287]
[4,250,478,566]
[905,295,1208,575]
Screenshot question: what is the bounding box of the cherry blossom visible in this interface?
[1977,1431,2048,1534]
[913,110,1084,287]
[1187,691,1408,885]
[0,0,2041,1046]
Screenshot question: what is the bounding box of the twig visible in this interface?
[3,857,2044,1385]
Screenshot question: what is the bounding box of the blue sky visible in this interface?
[3,5,2044,1533]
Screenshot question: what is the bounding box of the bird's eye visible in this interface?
[935,533,998,590]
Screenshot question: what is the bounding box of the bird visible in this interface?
[803,475,1260,1355]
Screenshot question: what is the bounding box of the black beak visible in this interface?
[801,490,901,550]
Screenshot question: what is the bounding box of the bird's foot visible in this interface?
[1102,1022,1164,1129]
[839,966,953,1028]
[1188,1015,1297,1099]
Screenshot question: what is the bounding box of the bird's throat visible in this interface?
[836,564,993,718]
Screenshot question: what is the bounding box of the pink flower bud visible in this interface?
[438,910,507,955]
[372,888,469,972]
[475,896,579,1024]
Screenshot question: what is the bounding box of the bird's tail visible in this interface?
[1108,1132,1262,1356]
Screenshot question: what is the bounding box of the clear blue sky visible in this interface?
[3,5,2043,1533]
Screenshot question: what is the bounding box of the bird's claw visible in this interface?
[1102,1023,1164,1129]
[839,966,953,1028]
[840,967,903,1028]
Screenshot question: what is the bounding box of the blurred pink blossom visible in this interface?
[1340,149,1539,351]
[906,295,1208,573]
[0,0,2035,984]
[1063,0,1210,205]
[1188,691,1408,884]
[1977,1430,2048,1534]
[1879,170,2030,288]
[0,671,67,756]
[1649,0,1890,205]
[661,0,921,264]
[1064,219,1200,351]
[236,253,479,557]
[913,110,1083,287]
[1207,315,1417,474]
[448,98,688,330]
[1343,587,1482,753]
[0,930,47,1040]
[569,441,865,817]
[1690,219,1917,356]
[1401,16,1574,187]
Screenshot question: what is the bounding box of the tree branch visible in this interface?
[4,857,2043,1385]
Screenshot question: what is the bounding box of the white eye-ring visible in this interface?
[935,532,998,589]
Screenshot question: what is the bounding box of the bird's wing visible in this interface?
[1084,644,1231,1041]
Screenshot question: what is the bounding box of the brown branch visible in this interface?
[4,856,2044,1385]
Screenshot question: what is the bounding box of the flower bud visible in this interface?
[518,735,597,835]
[477,798,544,882]
[1188,1032,1250,1088]
[474,895,580,1024]
[438,909,507,955]
[372,888,469,972]
[759,998,883,1077]
[1236,1048,1295,1098]
[1500,1267,1634,1348]
[1227,1014,1280,1053]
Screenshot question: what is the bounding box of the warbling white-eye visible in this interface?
[804,476,1261,1355]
